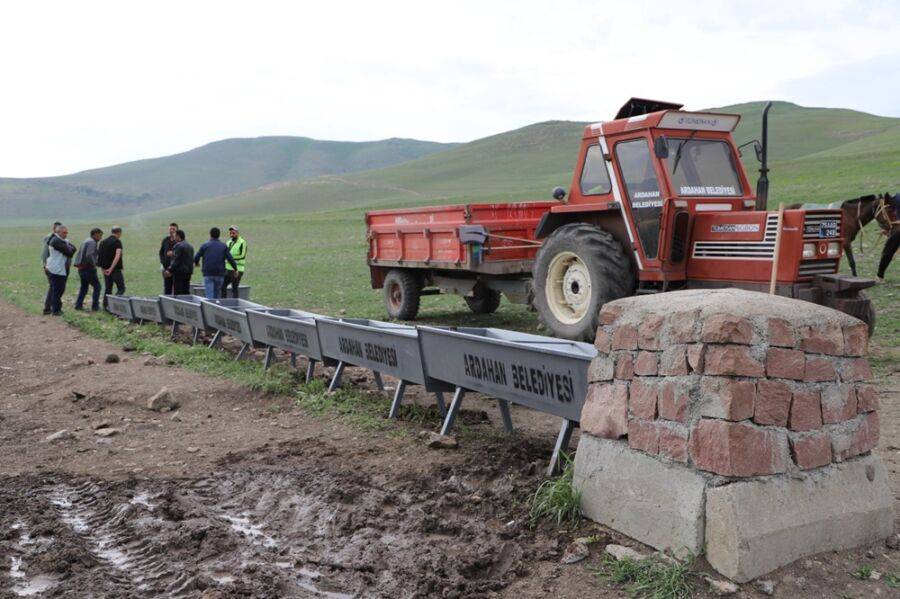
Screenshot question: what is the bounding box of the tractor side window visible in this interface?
[579,145,612,196]
[615,139,662,259]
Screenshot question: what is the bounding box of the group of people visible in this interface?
[40,222,247,316]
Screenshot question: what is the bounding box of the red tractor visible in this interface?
[365,99,875,341]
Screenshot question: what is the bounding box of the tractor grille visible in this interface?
[798,259,839,277]
[692,214,778,260]
[802,212,841,240]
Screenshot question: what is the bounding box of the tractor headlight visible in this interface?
[802,243,815,259]
[827,242,840,258]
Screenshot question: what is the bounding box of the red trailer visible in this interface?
[366,99,875,340]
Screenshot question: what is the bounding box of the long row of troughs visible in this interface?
[106,288,598,474]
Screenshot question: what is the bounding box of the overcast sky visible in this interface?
[2,0,898,177]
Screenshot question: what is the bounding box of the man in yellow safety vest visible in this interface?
[225,225,247,298]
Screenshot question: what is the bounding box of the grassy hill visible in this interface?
[0,136,456,221]
[153,101,899,220]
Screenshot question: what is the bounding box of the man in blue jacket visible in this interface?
[193,227,237,299]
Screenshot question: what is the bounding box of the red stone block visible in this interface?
[628,419,660,454]
[754,379,792,427]
[611,324,638,350]
[842,322,868,357]
[705,345,765,377]
[701,313,754,344]
[659,345,689,376]
[629,379,658,419]
[799,322,844,356]
[768,317,796,347]
[614,352,634,380]
[638,314,665,350]
[599,303,624,326]
[789,390,822,432]
[689,419,788,477]
[833,412,880,461]
[804,356,837,383]
[686,344,705,373]
[633,351,659,376]
[699,376,755,421]
[821,384,857,424]
[659,381,689,423]
[856,384,878,413]
[839,358,873,383]
[581,382,628,439]
[765,347,805,380]
[789,433,832,470]
[669,309,700,343]
[658,425,689,462]
[594,328,612,354]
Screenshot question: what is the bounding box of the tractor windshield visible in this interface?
[664,138,743,197]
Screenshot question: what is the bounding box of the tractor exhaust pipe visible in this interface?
[755,101,773,211]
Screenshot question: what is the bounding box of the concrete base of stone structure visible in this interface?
[574,434,894,582]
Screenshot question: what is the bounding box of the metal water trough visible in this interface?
[417,326,597,474]
[200,298,268,360]
[107,295,135,321]
[159,294,209,344]
[245,308,334,382]
[316,317,452,416]
[129,296,169,324]
[190,284,252,300]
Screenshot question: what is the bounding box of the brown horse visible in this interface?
[874,192,900,280]
[788,195,880,276]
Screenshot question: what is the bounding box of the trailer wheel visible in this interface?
[533,223,634,341]
[384,269,421,320]
[464,284,502,314]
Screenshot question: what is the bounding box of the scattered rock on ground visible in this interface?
[753,579,775,595]
[338,309,347,315]
[92,420,112,430]
[425,432,458,449]
[705,576,739,596]
[94,428,120,437]
[604,544,645,562]
[886,533,900,550]
[45,429,73,443]
[561,539,590,564]
[147,388,179,412]
[105,353,120,364]
[71,390,87,401]
[186,446,200,453]
[122,342,137,352]
[143,356,168,367]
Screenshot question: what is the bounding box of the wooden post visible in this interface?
[769,203,785,295]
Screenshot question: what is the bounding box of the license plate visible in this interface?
[819,222,838,238]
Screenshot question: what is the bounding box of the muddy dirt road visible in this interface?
[1,301,898,598]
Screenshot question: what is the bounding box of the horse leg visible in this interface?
[877,231,900,279]
[845,243,857,277]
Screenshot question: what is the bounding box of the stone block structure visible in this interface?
[573,289,893,582]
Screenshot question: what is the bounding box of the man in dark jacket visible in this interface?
[159,222,179,295]
[193,227,237,299]
[97,226,125,309]
[45,224,76,315]
[165,230,194,295]
[41,221,62,314]
[73,227,103,311]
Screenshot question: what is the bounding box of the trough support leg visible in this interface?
[388,380,407,419]
[433,391,447,417]
[290,352,297,369]
[498,399,514,434]
[440,387,466,436]
[263,347,274,371]
[373,371,385,392]
[328,362,346,392]
[138,319,145,326]
[547,419,577,476]
[171,322,178,339]
[235,343,248,361]
[305,359,317,384]
[191,327,200,345]
[208,330,221,349]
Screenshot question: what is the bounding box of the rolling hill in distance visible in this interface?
[2,101,898,224]
[0,136,457,221]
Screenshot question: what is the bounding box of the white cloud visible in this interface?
[0,0,897,176]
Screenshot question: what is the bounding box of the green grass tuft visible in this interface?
[593,553,697,599]
[529,453,581,528]
[852,564,874,580]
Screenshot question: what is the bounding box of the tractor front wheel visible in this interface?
[533,224,634,341]
[383,269,422,320]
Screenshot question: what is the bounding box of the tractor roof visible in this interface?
[584,97,741,139]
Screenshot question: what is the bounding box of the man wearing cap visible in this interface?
[224,225,247,299]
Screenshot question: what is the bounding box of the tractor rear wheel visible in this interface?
[383,269,421,320]
[464,284,502,314]
[533,223,634,341]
